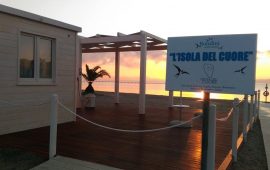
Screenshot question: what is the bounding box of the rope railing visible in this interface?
[216,97,245,122]
[236,98,245,106]
[48,91,261,165]
[216,108,234,122]
[57,100,202,133]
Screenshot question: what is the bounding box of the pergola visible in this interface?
[80,30,167,114]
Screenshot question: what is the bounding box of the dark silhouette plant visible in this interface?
[82,64,110,95]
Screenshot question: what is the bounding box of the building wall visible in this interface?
[0,12,77,135]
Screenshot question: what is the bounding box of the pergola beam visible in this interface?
[141,30,167,44]
[81,34,141,44]
[82,45,166,53]
[117,32,126,36]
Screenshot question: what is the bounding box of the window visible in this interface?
[19,33,55,84]
[38,38,52,78]
[20,34,34,78]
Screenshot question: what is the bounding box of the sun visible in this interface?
[195,91,204,99]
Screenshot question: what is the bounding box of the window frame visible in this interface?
[17,31,56,85]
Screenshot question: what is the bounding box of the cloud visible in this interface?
[119,51,166,67]
[120,52,140,68]
[147,50,166,63]
[82,50,166,69]
[257,50,270,59]
[82,53,115,66]
[265,51,270,58]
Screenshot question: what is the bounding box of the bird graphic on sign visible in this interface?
[234,66,247,74]
[173,64,190,77]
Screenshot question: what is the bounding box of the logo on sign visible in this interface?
[234,66,247,74]
[195,37,223,50]
[200,64,217,84]
[173,64,190,78]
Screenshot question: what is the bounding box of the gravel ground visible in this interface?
[230,120,268,170]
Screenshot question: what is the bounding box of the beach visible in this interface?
[84,81,269,100]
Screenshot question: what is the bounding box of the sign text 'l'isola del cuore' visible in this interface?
[165,34,257,94]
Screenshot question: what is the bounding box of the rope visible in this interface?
[216,108,234,121]
[57,100,202,133]
[216,97,245,121]
[236,98,245,107]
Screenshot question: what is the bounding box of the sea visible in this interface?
[83,80,269,101]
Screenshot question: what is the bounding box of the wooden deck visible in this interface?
[0,92,244,170]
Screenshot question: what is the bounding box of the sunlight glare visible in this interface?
[195,91,204,99]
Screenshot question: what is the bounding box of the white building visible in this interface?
[0,4,81,135]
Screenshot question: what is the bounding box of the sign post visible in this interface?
[165,34,257,170]
[201,92,210,170]
[263,84,269,103]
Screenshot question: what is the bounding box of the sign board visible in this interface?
[165,34,257,94]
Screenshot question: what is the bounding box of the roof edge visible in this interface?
[0,4,81,32]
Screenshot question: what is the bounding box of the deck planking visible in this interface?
[0,92,245,170]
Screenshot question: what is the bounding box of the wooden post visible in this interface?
[179,91,183,104]
[49,94,58,159]
[265,84,269,103]
[249,95,254,129]
[139,33,147,114]
[232,98,240,162]
[243,95,248,143]
[207,104,216,170]
[201,92,210,170]
[257,90,260,120]
[115,50,120,104]
[169,90,174,107]
[254,91,257,121]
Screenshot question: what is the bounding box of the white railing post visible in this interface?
[243,94,248,143]
[249,95,254,129]
[207,104,216,170]
[49,94,58,159]
[257,90,261,120]
[115,50,120,104]
[139,33,147,114]
[232,98,239,162]
[254,91,257,122]
[169,90,174,107]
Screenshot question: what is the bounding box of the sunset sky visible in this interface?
[1,0,269,83]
